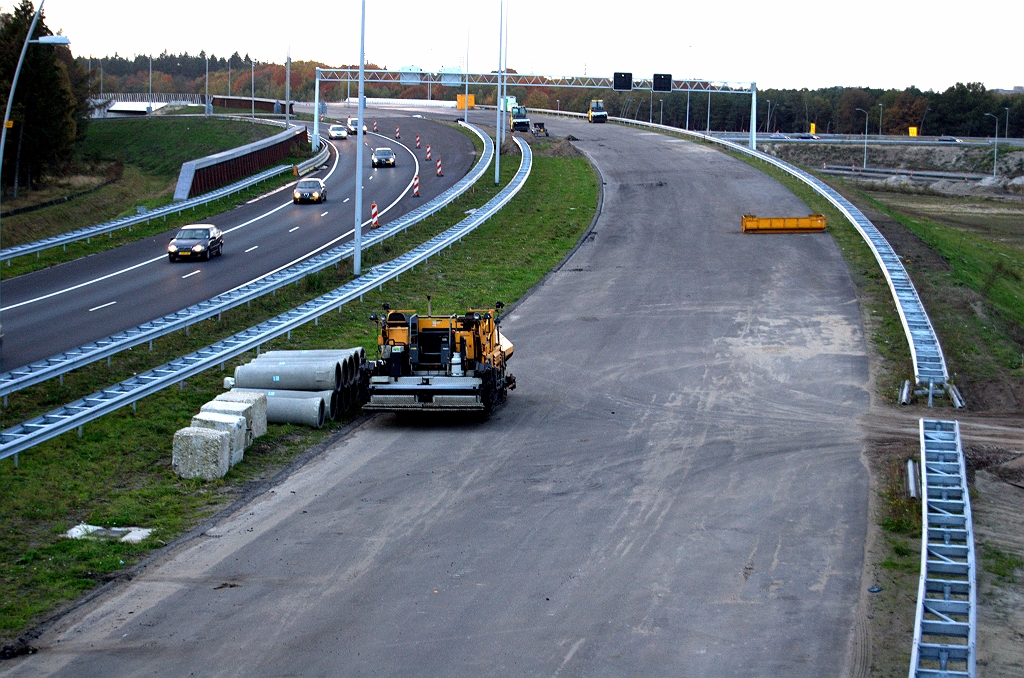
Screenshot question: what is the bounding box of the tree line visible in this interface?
[0,0,89,193]
[79,50,1024,139]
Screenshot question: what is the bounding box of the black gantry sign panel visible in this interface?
[613,72,633,91]
[653,73,672,92]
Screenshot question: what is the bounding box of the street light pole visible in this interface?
[855,107,869,168]
[205,55,209,116]
[251,59,255,120]
[984,112,999,177]
[354,0,366,275]
[0,0,69,368]
[659,99,663,125]
[766,99,771,133]
[494,0,503,186]
[878,102,883,136]
[1005,107,1010,140]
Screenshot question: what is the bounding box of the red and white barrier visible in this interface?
[415,134,421,148]
[413,175,420,197]
[370,201,379,228]
[435,158,443,177]
[395,125,400,139]
[425,144,431,161]
[372,120,378,133]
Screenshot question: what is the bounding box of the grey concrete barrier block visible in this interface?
[200,400,256,444]
[172,427,230,480]
[223,377,235,389]
[213,391,268,439]
[191,411,247,466]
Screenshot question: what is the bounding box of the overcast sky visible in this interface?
[37,0,1024,92]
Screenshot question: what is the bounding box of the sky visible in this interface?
[34,0,1024,93]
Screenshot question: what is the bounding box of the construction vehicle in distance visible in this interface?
[531,122,549,137]
[587,100,608,123]
[361,302,516,416]
[509,105,531,132]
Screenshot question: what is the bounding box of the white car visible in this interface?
[328,124,348,140]
[346,117,368,135]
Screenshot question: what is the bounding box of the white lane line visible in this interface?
[343,198,350,203]
[181,270,201,279]
[88,301,117,312]
[289,226,300,233]
[245,245,259,253]
[0,143,344,313]
[320,211,329,217]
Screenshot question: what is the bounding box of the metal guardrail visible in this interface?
[0,122,491,398]
[573,111,952,395]
[0,135,527,462]
[910,419,976,678]
[0,118,311,264]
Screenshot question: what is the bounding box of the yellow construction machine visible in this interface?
[587,100,608,123]
[361,301,515,415]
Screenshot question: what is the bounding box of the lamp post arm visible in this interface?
[1,2,45,182]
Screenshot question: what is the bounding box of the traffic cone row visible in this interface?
[436,158,443,177]
[425,144,431,161]
[372,119,378,133]
[395,125,400,139]
[413,174,420,197]
[415,134,421,149]
[371,201,379,228]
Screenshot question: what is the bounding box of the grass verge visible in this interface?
[0,153,599,646]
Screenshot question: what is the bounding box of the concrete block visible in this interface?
[213,391,268,439]
[172,427,230,480]
[191,412,247,466]
[200,400,256,445]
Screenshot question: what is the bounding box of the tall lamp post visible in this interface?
[878,102,883,136]
[984,112,999,177]
[1005,107,1010,140]
[855,107,869,168]
[0,0,69,368]
[659,99,663,125]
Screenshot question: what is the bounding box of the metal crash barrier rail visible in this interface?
[0,133,524,462]
[910,419,976,678]
[0,122,492,399]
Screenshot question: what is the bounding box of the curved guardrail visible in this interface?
[0,136,529,462]
[0,122,492,398]
[584,112,953,399]
[910,419,976,677]
[0,119,322,264]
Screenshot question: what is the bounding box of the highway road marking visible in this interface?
[637,132,659,136]
[343,198,350,203]
[1,144,344,313]
[369,175,373,180]
[88,301,117,312]
[289,227,300,233]
[245,245,259,253]
[320,211,329,217]
[181,270,201,279]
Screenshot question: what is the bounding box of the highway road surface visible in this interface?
[0,116,474,371]
[1,115,871,676]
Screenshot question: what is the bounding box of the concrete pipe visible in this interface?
[262,349,365,386]
[264,396,325,429]
[233,388,339,421]
[235,358,341,392]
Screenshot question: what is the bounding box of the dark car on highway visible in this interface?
[168,224,223,262]
[938,136,963,143]
[371,148,396,168]
[793,133,820,139]
[293,178,327,204]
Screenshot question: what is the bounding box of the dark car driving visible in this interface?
[293,178,327,204]
[371,148,396,168]
[168,224,223,262]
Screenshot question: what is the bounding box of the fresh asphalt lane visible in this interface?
[2,119,871,676]
[0,117,473,370]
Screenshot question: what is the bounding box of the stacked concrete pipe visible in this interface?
[233,388,339,421]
